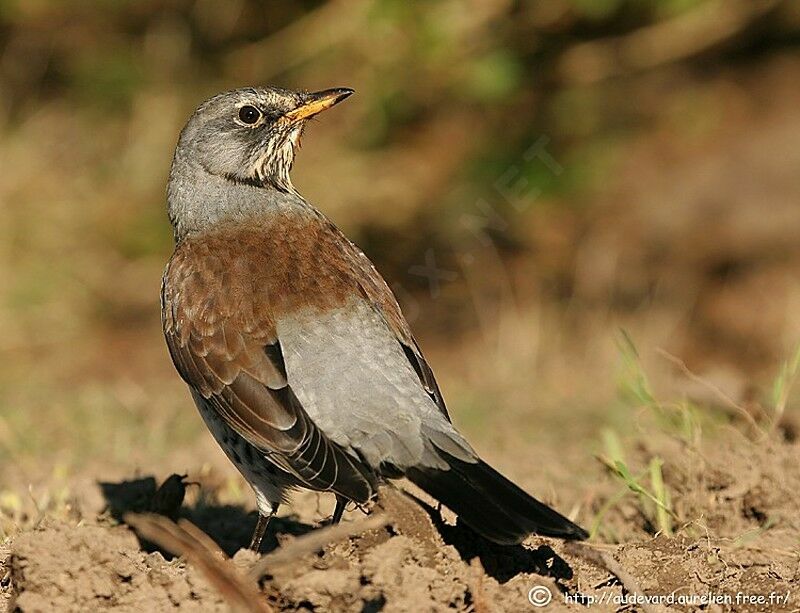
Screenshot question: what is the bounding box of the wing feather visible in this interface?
[162,247,375,503]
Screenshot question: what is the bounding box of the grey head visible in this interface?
[167,85,353,240]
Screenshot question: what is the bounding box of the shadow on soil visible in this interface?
[98,474,576,585]
[98,474,313,556]
[406,492,575,584]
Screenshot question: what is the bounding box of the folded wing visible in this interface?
[162,248,376,503]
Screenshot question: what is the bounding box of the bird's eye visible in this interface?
[238,105,262,125]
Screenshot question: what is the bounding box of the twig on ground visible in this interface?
[248,514,389,580]
[125,513,271,613]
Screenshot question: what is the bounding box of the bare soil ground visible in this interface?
[2,424,798,612]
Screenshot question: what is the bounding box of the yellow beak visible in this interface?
[281,88,354,123]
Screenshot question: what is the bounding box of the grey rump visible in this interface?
[162,85,588,549]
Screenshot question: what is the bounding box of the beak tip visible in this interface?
[285,87,355,122]
[335,87,355,101]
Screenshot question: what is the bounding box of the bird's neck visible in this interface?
[167,156,309,243]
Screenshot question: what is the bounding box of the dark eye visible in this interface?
[238,105,261,124]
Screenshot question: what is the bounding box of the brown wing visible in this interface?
[161,243,375,503]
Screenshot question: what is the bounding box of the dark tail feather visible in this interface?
[406,454,588,545]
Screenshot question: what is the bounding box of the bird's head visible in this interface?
[174,86,353,193]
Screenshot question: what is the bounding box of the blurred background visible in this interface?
[0,0,799,506]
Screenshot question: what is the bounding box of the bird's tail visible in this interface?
[405,452,588,544]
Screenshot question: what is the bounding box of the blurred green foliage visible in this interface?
[1,0,791,199]
[0,0,794,309]
[0,0,796,347]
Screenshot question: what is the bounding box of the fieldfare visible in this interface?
[161,86,588,550]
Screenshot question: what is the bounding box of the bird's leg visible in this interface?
[249,507,277,552]
[331,494,348,525]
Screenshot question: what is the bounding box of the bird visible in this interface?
[161,85,588,551]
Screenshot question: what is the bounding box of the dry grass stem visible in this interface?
[125,513,271,613]
[248,514,389,580]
